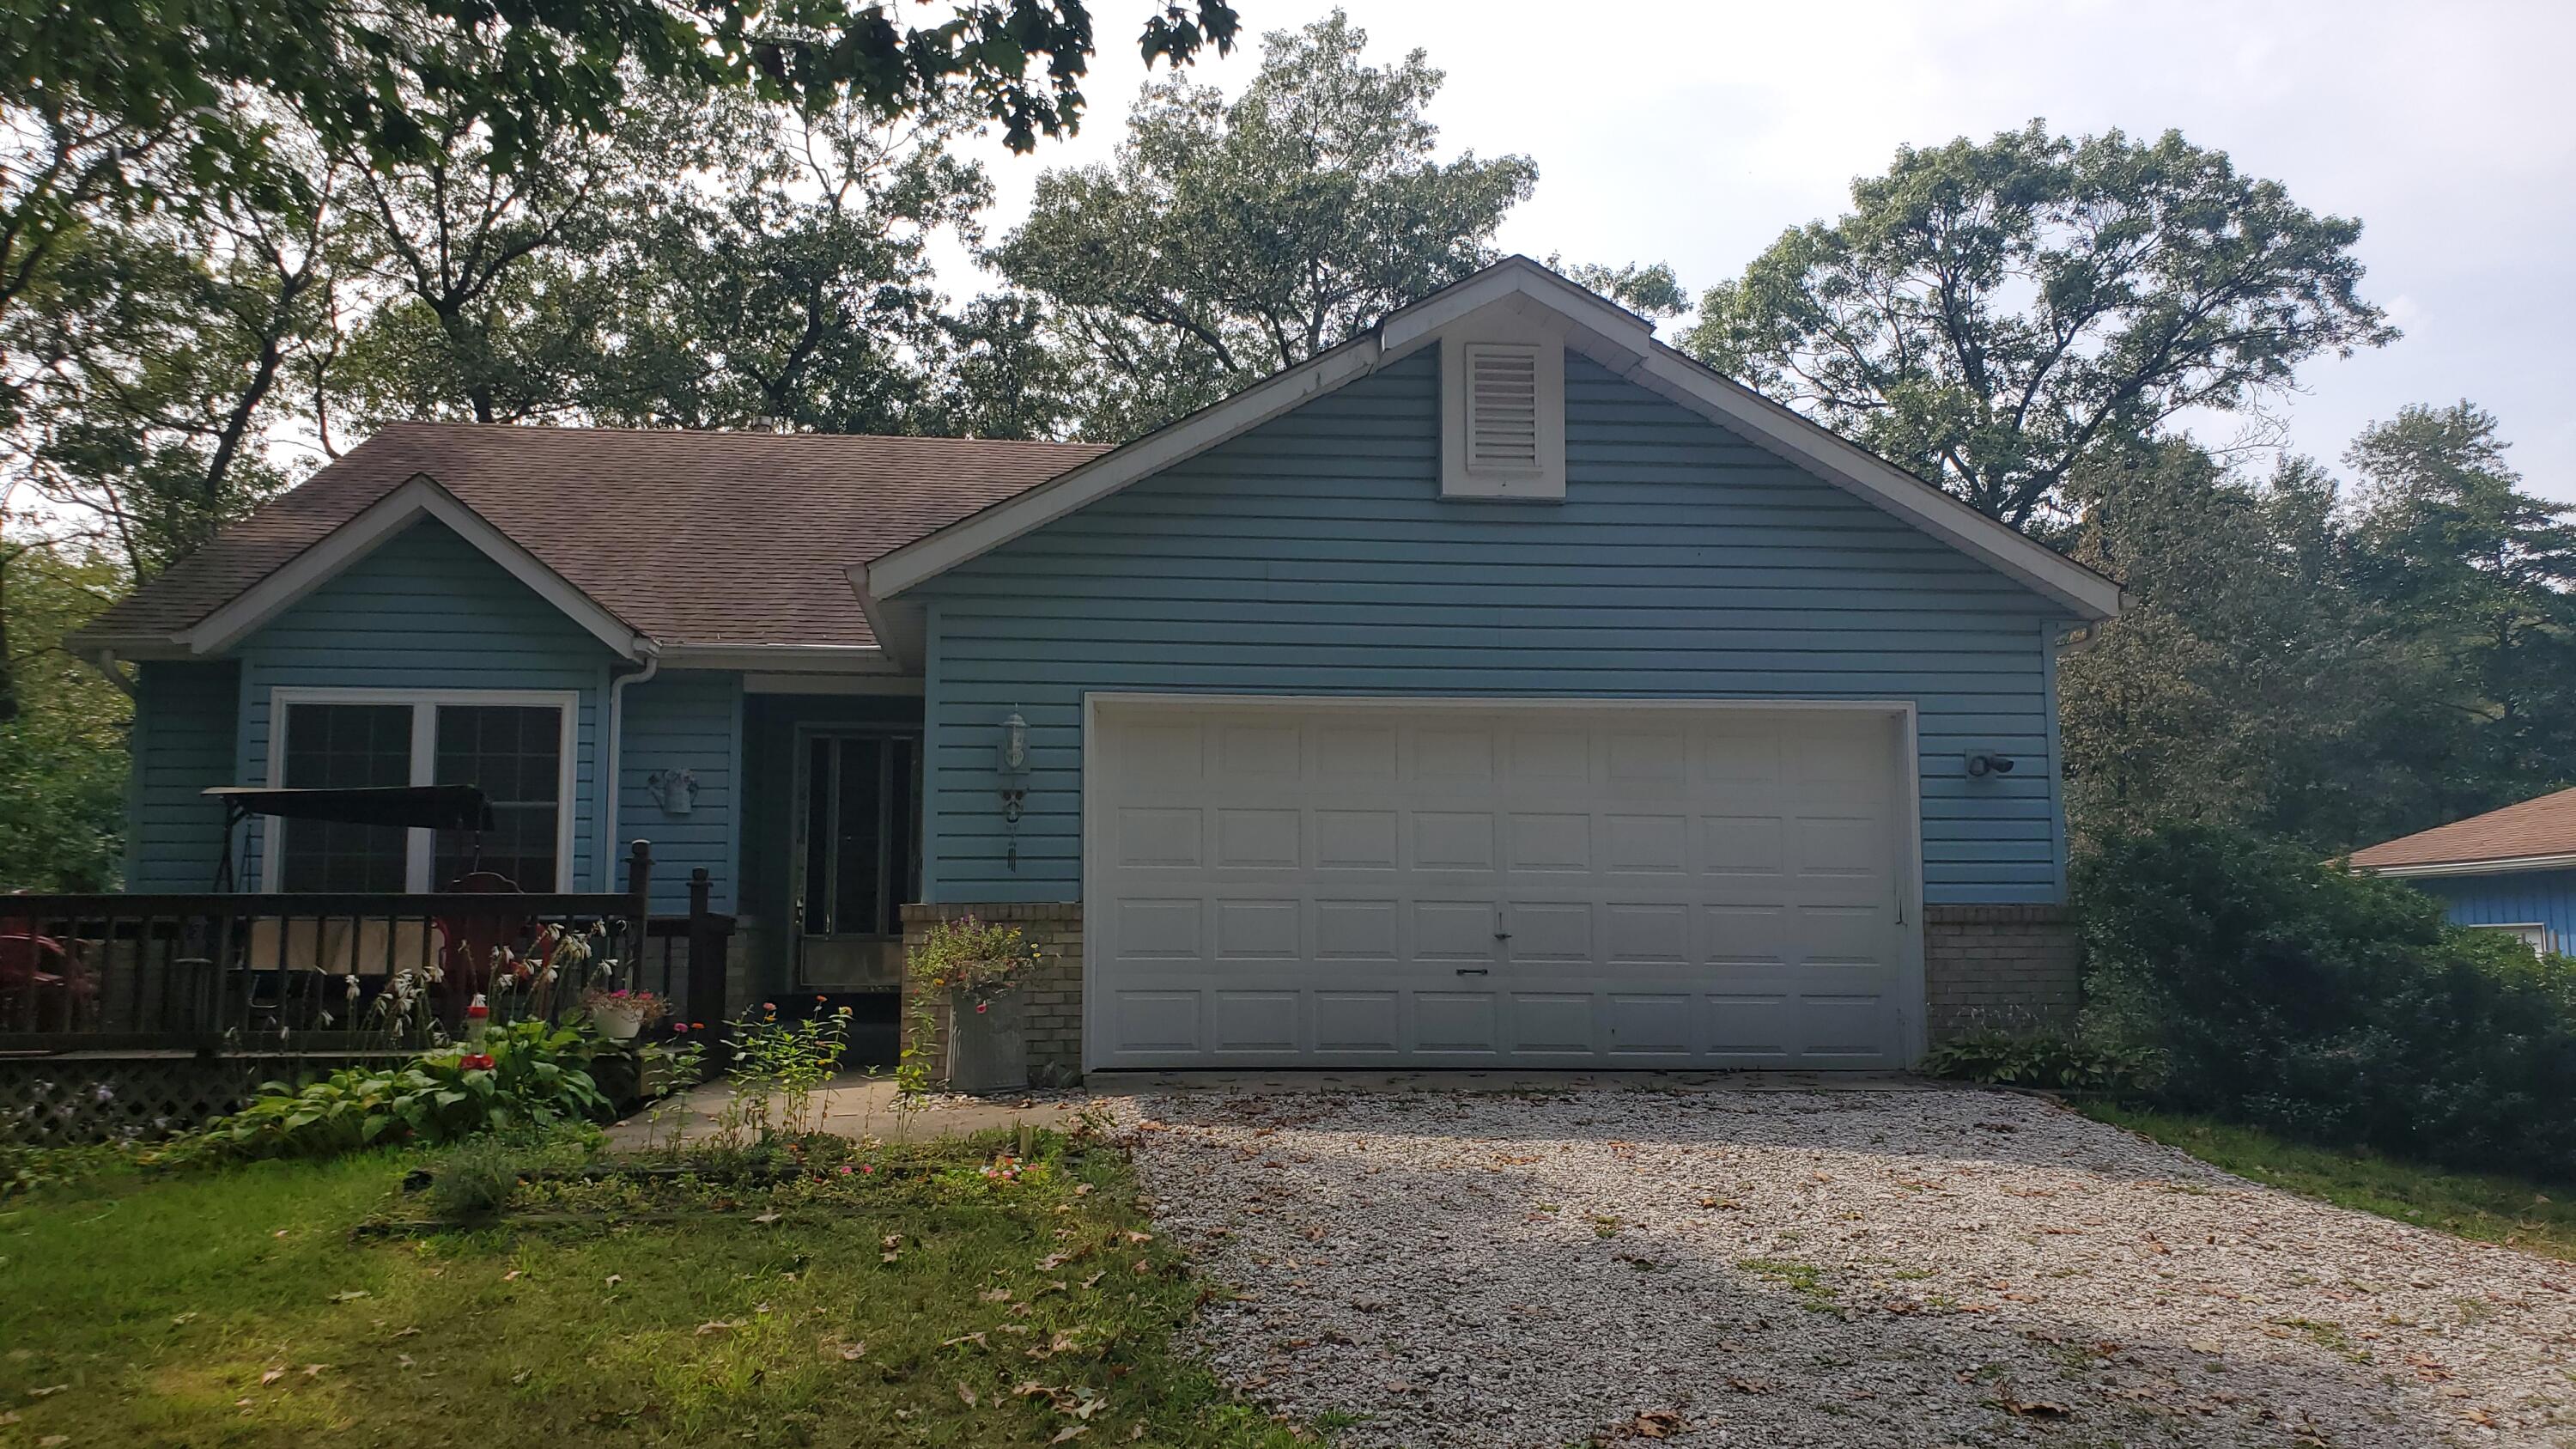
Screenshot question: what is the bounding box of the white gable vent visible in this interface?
[1442,332,1564,500]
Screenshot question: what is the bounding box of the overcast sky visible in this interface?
[941,0,2576,499]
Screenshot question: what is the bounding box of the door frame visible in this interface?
[1078,691,1928,1072]
[787,721,924,989]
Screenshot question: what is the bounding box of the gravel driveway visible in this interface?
[1115,1086,2576,1448]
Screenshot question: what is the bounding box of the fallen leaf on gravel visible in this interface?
[1628,1408,1686,1437]
[1725,1377,1771,1395]
[1996,1393,2071,1419]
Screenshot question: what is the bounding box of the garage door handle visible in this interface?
[1455,966,1489,977]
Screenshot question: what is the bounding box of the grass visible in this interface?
[2077,1101,2576,1263]
[0,1131,1320,1447]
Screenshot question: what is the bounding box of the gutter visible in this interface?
[598,641,662,892]
[2354,852,2576,880]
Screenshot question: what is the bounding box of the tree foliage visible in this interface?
[0,543,128,888]
[993,9,1539,438]
[1684,121,2397,527]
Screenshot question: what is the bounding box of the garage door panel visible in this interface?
[1505,813,1593,872]
[1314,991,1400,1051]
[1087,701,1917,1068]
[1118,807,1204,868]
[1413,812,1498,870]
[1115,898,1203,958]
[1215,808,1301,868]
[1211,991,1299,1053]
[1212,898,1300,959]
[1607,993,1695,1055]
[1413,900,1501,961]
[1508,993,1599,1054]
[1415,992,1499,1053]
[1315,810,1399,869]
[1314,898,1400,959]
[1504,900,1594,962]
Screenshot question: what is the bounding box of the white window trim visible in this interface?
[2468,921,2554,954]
[260,686,581,892]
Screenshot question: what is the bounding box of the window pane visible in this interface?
[431,704,562,889]
[279,703,412,892]
[832,738,884,935]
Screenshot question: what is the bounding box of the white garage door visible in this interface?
[1083,697,1920,1070]
[1077,696,1927,1067]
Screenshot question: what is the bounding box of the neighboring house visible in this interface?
[2349,788,2576,954]
[70,258,2121,1075]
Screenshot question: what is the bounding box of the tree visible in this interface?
[1552,258,1688,324]
[2345,403,2576,807]
[992,9,1538,437]
[1683,121,2397,527]
[0,542,129,889]
[590,94,1000,434]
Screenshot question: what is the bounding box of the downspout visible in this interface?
[599,641,661,892]
[80,648,139,700]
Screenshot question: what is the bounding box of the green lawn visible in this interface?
[0,1133,1318,1447]
[2080,1101,2576,1262]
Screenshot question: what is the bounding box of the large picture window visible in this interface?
[270,691,576,892]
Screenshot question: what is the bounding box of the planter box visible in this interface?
[947,989,1028,1094]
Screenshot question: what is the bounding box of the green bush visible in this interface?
[1919,1025,2166,1093]
[185,1020,610,1161]
[2077,824,2576,1178]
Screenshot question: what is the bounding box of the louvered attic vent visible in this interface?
[1441,333,1564,500]
[1465,345,1541,470]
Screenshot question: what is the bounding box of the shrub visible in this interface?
[2077,824,2576,1178]
[1919,1025,2166,1093]
[185,1020,611,1161]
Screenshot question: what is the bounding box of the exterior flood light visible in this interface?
[1965,752,2017,778]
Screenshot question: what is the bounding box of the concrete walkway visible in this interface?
[603,1074,1089,1149]
[604,1068,1956,1150]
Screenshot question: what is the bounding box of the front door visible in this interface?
[791,730,921,990]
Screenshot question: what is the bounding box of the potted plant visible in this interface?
[907,916,1046,1094]
[581,985,669,1043]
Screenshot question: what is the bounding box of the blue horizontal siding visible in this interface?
[2414,871,2576,951]
[914,349,2074,904]
[617,670,743,913]
[228,520,616,891]
[125,661,240,891]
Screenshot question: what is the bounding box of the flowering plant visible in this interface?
[580,985,670,1028]
[908,916,1045,1006]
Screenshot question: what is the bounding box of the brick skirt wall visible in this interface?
[898,902,1084,1087]
[1923,904,2082,1041]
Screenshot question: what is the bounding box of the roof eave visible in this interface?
[2354,852,2576,880]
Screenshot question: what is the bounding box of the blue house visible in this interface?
[2350,788,2576,954]
[72,259,2122,1077]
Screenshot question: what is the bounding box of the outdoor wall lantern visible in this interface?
[1964,752,2017,779]
[999,709,1030,870]
[645,767,698,816]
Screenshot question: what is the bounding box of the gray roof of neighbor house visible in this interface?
[2348,786,2576,875]
[74,423,1109,653]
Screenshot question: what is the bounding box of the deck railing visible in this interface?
[0,843,732,1057]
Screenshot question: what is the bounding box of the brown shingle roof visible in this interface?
[2348,787,2576,872]
[76,423,1109,651]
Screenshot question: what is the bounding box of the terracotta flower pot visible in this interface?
[947,989,1027,1094]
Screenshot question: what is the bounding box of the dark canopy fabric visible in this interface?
[203,784,495,832]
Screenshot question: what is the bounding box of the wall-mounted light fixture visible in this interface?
[1964,752,2017,779]
[645,767,698,816]
[999,709,1030,868]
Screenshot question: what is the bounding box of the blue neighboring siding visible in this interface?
[617,670,743,913]
[125,660,240,891]
[2413,870,2576,951]
[229,519,616,890]
[913,349,2075,905]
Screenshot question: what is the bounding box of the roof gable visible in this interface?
[862,257,2123,628]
